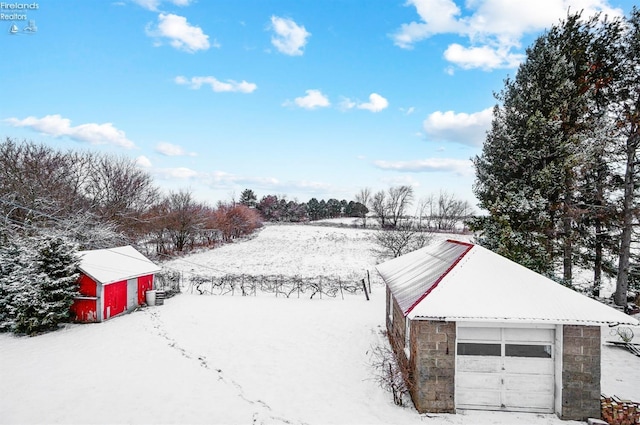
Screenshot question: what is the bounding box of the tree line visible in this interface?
[0,139,262,256]
[238,189,368,223]
[472,9,640,305]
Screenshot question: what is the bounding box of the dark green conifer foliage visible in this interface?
[473,12,624,285]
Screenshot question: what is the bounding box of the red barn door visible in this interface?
[137,274,154,305]
[103,280,127,320]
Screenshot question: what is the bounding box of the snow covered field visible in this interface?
[1,223,639,424]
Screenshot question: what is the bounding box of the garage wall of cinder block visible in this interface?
[561,325,601,420]
[410,320,456,413]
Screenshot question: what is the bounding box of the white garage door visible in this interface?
[456,327,554,413]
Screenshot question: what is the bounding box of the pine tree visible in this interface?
[32,234,80,330]
[473,12,622,283]
[613,7,640,305]
[0,241,34,332]
[239,189,257,208]
[2,234,80,335]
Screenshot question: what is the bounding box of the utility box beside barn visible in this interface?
[377,239,639,421]
[71,246,161,323]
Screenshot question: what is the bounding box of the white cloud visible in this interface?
[155,142,197,157]
[423,107,493,146]
[132,0,192,11]
[338,97,357,111]
[392,0,625,70]
[374,157,474,175]
[357,93,389,113]
[444,43,523,70]
[339,94,389,112]
[392,0,464,49]
[380,174,423,188]
[400,106,416,115]
[286,89,330,110]
[131,0,161,10]
[269,16,310,56]
[5,114,136,149]
[147,13,209,53]
[136,155,153,168]
[175,75,257,93]
[154,166,200,180]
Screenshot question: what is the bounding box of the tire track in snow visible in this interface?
[145,308,306,425]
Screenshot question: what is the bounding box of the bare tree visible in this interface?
[371,190,388,228]
[84,154,160,237]
[372,221,434,259]
[0,139,88,225]
[386,186,414,228]
[370,186,415,229]
[368,341,412,407]
[164,190,207,252]
[211,202,262,242]
[354,187,372,227]
[418,190,472,232]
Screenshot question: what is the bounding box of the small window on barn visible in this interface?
[457,343,501,356]
[505,344,552,358]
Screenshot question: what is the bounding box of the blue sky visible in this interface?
[2,0,636,211]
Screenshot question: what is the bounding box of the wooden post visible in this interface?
[367,270,371,293]
[362,279,369,301]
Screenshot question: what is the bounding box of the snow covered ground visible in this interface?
[1,223,638,424]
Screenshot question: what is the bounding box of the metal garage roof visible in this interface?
[78,245,161,285]
[376,240,639,326]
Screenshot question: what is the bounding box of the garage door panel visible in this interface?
[457,372,502,390]
[457,356,502,373]
[504,328,553,342]
[456,389,502,407]
[458,327,501,341]
[505,374,553,392]
[504,391,554,411]
[504,357,554,375]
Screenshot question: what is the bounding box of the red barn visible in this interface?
[71,245,161,323]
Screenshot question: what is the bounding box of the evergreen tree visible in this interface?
[473,12,622,283]
[0,234,80,335]
[239,189,257,208]
[318,200,328,220]
[326,199,342,218]
[32,234,80,330]
[0,241,33,332]
[307,198,321,221]
[613,7,640,305]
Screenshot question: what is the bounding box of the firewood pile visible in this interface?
[601,395,640,424]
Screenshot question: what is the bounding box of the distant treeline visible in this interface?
[239,189,368,223]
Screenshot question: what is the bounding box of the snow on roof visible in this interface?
[376,239,472,315]
[78,245,161,285]
[377,240,639,326]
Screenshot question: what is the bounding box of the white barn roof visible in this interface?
[377,239,639,326]
[78,245,161,285]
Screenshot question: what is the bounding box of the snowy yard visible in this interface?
[1,223,639,424]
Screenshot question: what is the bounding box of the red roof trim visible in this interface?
[446,239,474,247]
[404,241,474,316]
